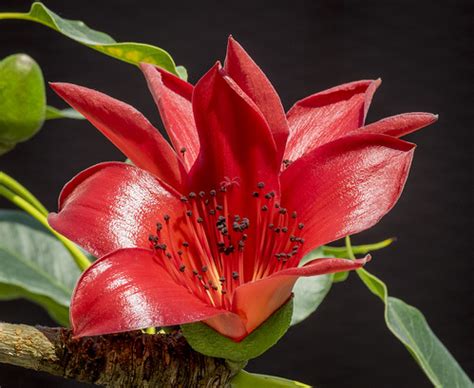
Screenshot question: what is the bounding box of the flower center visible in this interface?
[147,181,305,309]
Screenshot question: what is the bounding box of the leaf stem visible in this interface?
[0,185,91,271]
[344,235,356,260]
[323,237,394,257]
[0,171,49,215]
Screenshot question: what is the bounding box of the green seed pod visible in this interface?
[0,54,46,155]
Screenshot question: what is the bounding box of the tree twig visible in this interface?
[0,322,239,387]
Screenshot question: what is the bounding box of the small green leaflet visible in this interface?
[0,2,187,79]
[290,247,333,326]
[182,299,293,361]
[0,210,81,326]
[45,106,84,120]
[357,268,472,387]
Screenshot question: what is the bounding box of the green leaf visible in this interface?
[0,53,45,154]
[290,247,333,326]
[0,210,81,325]
[357,268,472,387]
[0,2,185,77]
[231,370,311,388]
[182,299,293,361]
[332,270,349,283]
[45,106,84,120]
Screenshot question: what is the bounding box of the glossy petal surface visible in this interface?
[355,112,438,138]
[281,134,415,255]
[284,79,380,162]
[140,63,199,170]
[190,63,280,210]
[224,37,289,159]
[49,162,181,258]
[71,248,227,337]
[50,82,186,191]
[232,256,369,334]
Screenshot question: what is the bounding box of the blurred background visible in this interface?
[0,0,472,386]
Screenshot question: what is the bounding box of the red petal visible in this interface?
[50,82,186,191]
[355,112,438,138]
[232,256,369,334]
[48,162,181,258]
[281,134,415,255]
[71,248,228,337]
[284,79,380,162]
[224,37,289,159]
[140,64,199,170]
[189,62,280,208]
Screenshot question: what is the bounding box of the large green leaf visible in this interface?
[290,247,333,326]
[0,53,45,154]
[357,268,472,387]
[0,2,184,77]
[182,300,293,361]
[231,370,311,387]
[0,210,81,326]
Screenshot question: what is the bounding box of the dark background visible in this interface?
[0,0,472,386]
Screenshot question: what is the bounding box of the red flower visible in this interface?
[48,37,436,340]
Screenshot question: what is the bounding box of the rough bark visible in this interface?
[0,322,239,387]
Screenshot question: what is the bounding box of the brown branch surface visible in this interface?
[0,322,238,387]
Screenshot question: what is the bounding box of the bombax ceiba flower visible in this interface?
[48,37,436,341]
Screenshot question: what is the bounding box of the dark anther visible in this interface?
[220,186,227,192]
[197,274,203,280]
[275,227,281,233]
[298,223,305,230]
[238,240,245,249]
[291,211,297,219]
[282,227,288,233]
[199,191,206,198]
[156,222,163,231]
[270,191,276,198]
[164,214,170,222]
[203,285,210,290]
[166,252,172,258]
[177,250,183,256]
[189,192,197,199]
[179,264,186,272]
[257,182,265,189]
[219,276,226,283]
[252,191,259,198]
[210,189,217,197]
[279,208,287,214]
[216,204,224,211]
[224,245,234,255]
[183,241,189,247]
[197,217,204,223]
[180,147,187,154]
[261,205,268,211]
[221,290,227,294]
[269,223,274,229]
[275,203,280,209]
[209,209,216,215]
[217,241,225,248]
[180,196,188,203]
[212,285,219,291]
[264,193,272,199]
[242,233,248,240]
[192,269,199,275]
[282,159,293,168]
[148,234,158,242]
[290,235,296,242]
[234,215,241,222]
[204,199,210,205]
[155,243,167,250]
[232,271,239,279]
[201,266,208,272]
[186,210,193,217]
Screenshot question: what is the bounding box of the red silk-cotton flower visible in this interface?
[48,37,436,341]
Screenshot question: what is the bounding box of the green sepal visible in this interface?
[45,106,84,120]
[231,370,311,387]
[182,299,293,362]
